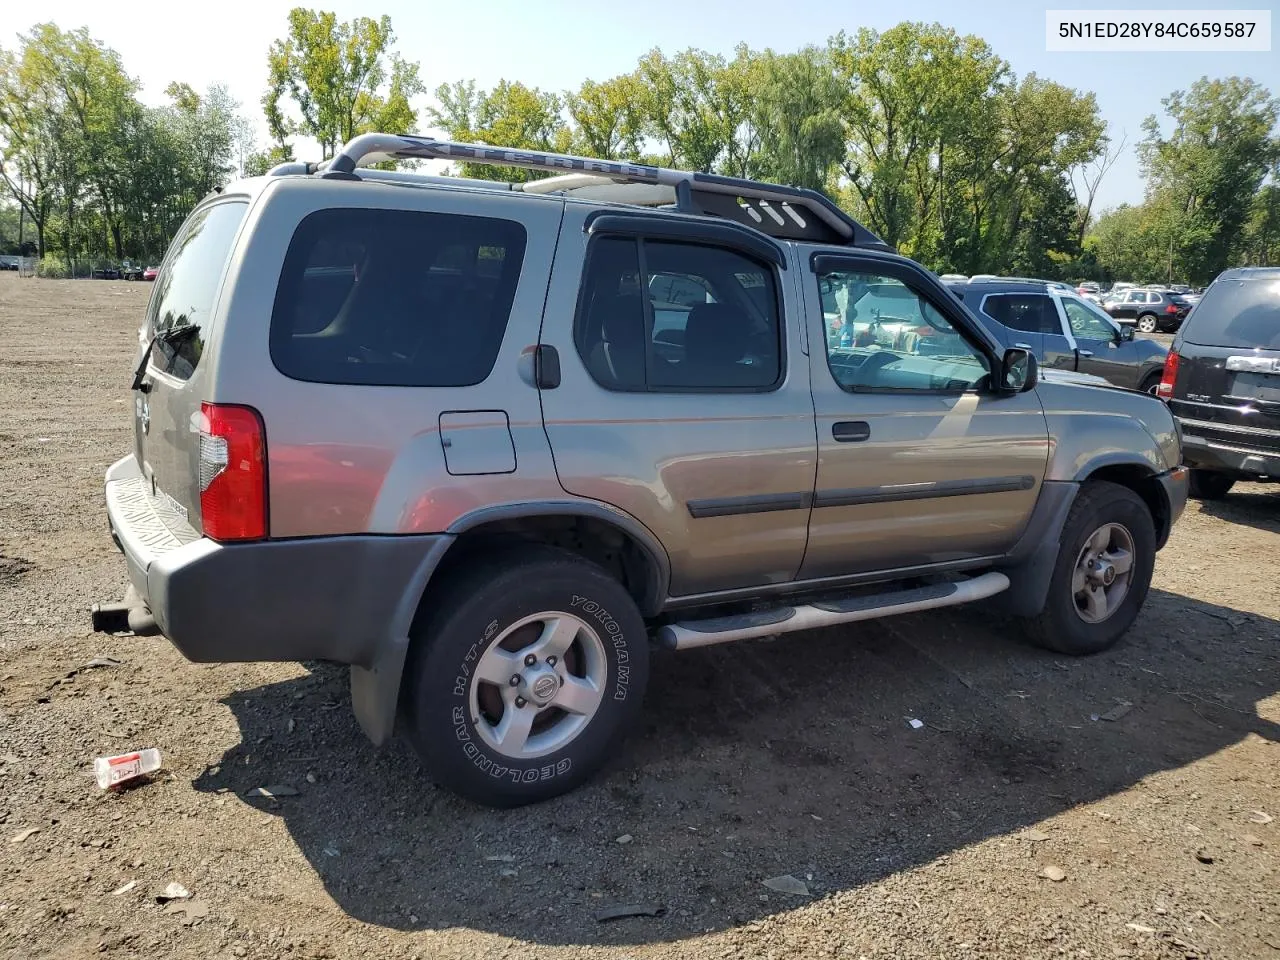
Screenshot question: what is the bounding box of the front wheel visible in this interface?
[1024,480,1155,655]
[404,545,650,807]
[1136,315,1158,334]
[1188,470,1235,501]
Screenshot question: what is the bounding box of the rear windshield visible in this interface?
[146,200,248,381]
[1182,277,1280,349]
[269,208,527,387]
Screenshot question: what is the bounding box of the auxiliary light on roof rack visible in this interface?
[295,133,888,250]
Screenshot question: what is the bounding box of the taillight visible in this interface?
[199,402,267,541]
[1157,349,1179,399]
[1165,303,1178,314]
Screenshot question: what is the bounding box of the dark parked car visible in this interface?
[92,265,121,280]
[1161,266,1280,499]
[950,279,1168,394]
[1104,287,1192,333]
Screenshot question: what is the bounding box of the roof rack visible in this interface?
[318,133,889,250]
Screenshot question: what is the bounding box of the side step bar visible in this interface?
[657,572,1010,650]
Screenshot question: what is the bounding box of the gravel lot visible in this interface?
[1,273,1277,960]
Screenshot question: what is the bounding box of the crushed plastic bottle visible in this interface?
[94,749,162,789]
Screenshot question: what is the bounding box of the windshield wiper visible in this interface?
[130,325,197,393]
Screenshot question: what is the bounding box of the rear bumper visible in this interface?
[101,454,451,666]
[1181,435,1280,479]
[1178,421,1280,480]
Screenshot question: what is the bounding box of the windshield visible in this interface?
[1182,278,1280,350]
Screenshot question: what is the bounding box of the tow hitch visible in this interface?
[90,586,158,636]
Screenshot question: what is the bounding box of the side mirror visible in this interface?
[1000,347,1039,394]
[1120,326,1135,342]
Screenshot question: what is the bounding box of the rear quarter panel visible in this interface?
[205,178,570,537]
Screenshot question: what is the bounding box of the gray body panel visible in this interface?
[538,204,817,597]
[99,167,1189,747]
[799,252,1049,577]
[211,178,573,539]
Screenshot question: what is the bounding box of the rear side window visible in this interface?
[1182,278,1280,349]
[146,200,248,381]
[980,294,1060,335]
[575,236,782,392]
[270,208,527,387]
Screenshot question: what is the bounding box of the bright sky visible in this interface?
[18,0,1280,211]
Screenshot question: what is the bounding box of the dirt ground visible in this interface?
[0,272,1276,960]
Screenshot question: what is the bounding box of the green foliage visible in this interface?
[565,75,644,160]
[744,47,845,192]
[1132,77,1280,283]
[430,79,572,181]
[5,9,1276,285]
[263,8,424,159]
[1242,182,1280,265]
[1083,77,1280,284]
[0,23,251,263]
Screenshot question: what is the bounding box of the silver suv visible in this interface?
[93,134,1189,808]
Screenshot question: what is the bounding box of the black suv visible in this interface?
[1104,287,1192,333]
[1162,266,1280,499]
[950,279,1168,394]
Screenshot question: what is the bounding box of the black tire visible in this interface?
[1188,469,1235,501]
[1138,372,1162,396]
[1023,480,1156,656]
[403,544,650,808]
[1136,314,1158,334]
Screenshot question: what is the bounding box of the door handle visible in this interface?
[832,420,871,442]
[1014,342,1033,350]
[1078,349,1094,358]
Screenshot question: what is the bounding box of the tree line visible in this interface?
[0,25,252,270]
[1,11,1277,284]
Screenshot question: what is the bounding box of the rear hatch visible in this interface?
[1165,293,1193,320]
[1168,275,1280,448]
[133,199,249,535]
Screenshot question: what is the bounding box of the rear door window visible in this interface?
[146,200,248,381]
[1182,277,1280,349]
[980,294,1060,334]
[574,236,783,391]
[269,208,527,386]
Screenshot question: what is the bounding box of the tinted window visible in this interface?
[146,201,247,381]
[819,269,989,392]
[269,208,526,387]
[1062,298,1117,340]
[981,293,1060,334]
[575,236,782,391]
[1182,277,1280,349]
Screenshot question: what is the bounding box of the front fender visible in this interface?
[1037,382,1174,480]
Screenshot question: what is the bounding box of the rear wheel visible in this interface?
[1188,470,1235,501]
[1139,372,1161,396]
[403,545,650,807]
[1024,481,1155,656]
[1136,314,1158,334]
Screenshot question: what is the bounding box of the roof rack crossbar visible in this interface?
[325,133,888,249]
